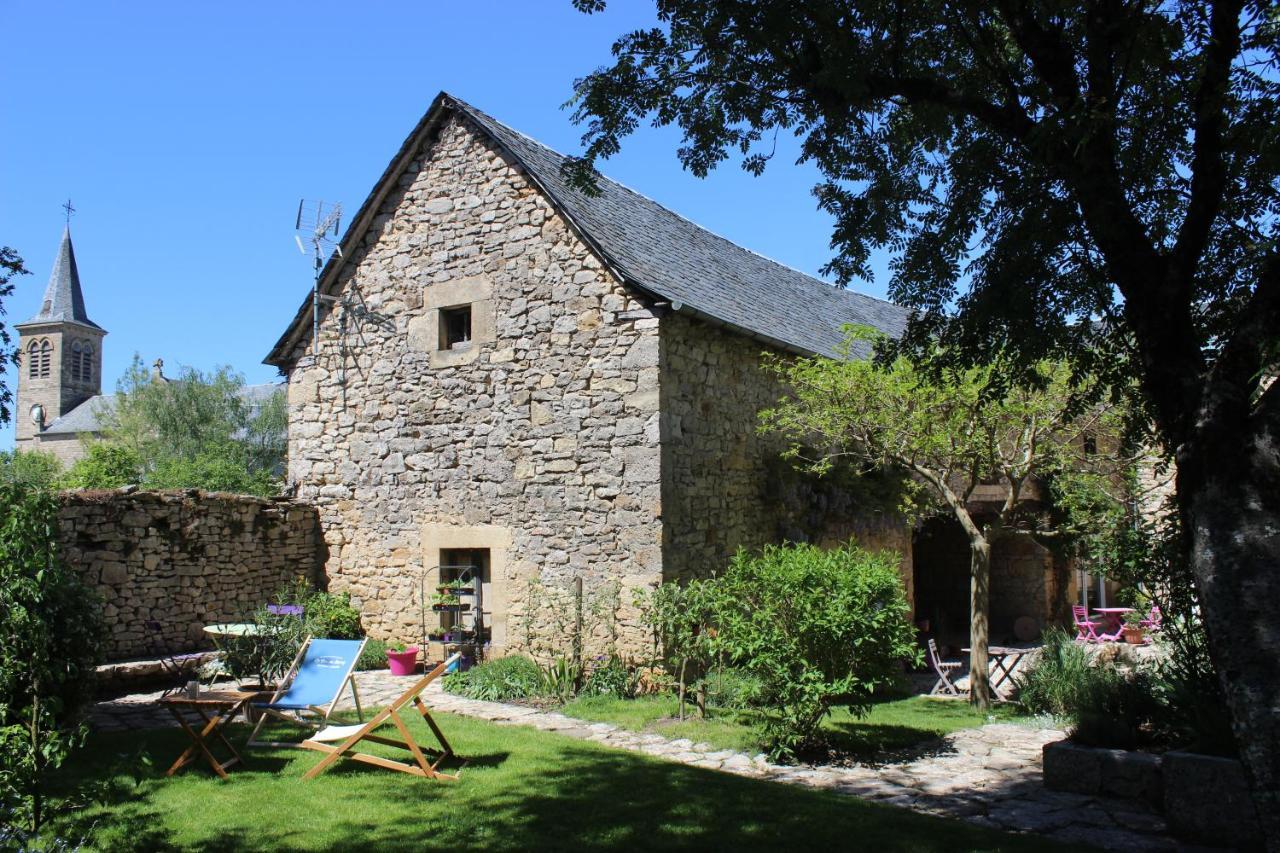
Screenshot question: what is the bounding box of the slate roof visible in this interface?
[40,383,282,436]
[18,227,103,331]
[265,92,911,366]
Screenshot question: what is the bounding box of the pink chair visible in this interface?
[1072,605,1107,643]
[1139,605,1162,631]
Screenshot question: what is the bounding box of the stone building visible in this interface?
[266,93,924,658]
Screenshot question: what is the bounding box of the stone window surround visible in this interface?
[406,275,496,368]
[421,522,512,650]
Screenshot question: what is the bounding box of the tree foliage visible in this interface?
[0,450,63,492]
[0,482,102,836]
[61,355,284,496]
[0,247,30,426]
[570,3,1280,827]
[760,325,1120,706]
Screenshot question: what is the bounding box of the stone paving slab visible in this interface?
[90,669,1210,852]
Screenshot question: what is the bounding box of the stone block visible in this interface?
[1163,751,1262,848]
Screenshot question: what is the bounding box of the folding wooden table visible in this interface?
[158,689,257,779]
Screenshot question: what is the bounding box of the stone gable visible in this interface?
[286,115,664,657]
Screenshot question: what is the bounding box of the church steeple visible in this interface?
[23,225,101,330]
[14,218,107,452]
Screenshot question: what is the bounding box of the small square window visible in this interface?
[439,305,472,351]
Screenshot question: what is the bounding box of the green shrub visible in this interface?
[1072,665,1158,750]
[0,483,104,835]
[714,542,919,760]
[356,639,388,671]
[703,667,768,711]
[1014,628,1093,716]
[59,443,142,490]
[303,591,362,639]
[443,655,543,701]
[582,656,639,699]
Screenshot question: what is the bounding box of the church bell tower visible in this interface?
[14,215,106,449]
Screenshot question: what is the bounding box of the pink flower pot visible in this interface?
[386,647,419,676]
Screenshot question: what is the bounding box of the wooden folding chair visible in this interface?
[247,636,367,748]
[927,639,967,696]
[301,653,462,781]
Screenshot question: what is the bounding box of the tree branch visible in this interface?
[1170,0,1245,287]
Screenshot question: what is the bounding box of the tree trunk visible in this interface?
[1182,434,1280,847]
[969,536,992,710]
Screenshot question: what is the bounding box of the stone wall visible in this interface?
[285,114,664,660]
[58,489,323,661]
[659,312,914,593]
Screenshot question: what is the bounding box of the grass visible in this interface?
[44,710,1059,851]
[560,693,1030,760]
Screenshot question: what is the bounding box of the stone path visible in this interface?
[91,670,1201,851]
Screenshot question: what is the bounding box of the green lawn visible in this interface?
[559,693,1029,760]
[46,710,1056,851]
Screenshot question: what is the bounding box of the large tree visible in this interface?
[569,0,1280,836]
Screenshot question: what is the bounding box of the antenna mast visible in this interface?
[294,199,343,356]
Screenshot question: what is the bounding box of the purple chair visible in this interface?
[268,604,304,617]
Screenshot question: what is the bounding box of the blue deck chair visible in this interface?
[247,636,367,748]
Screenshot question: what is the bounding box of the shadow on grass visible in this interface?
[819,722,959,766]
[48,715,1062,852]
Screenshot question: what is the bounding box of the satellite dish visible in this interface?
[30,403,45,428]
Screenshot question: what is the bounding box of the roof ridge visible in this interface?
[445,95,900,315]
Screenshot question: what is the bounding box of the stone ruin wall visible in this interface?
[659,312,915,602]
[285,114,664,662]
[58,489,323,661]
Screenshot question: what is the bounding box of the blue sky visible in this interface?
[2,1,892,450]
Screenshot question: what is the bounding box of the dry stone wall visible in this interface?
[285,114,664,660]
[58,489,323,661]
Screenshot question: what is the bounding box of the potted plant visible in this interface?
[430,592,468,612]
[386,642,420,676]
[1121,611,1147,645]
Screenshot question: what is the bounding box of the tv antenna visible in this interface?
[294,199,343,356]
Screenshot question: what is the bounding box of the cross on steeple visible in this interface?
[62,198,76,224]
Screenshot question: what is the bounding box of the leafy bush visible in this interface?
[356,639,388,671]
[1014,628,1094,716]
[633,579,719,717]
[0,450,62,491]
[0,483,103,835]
[582,656,639,699]
[713,542,919,760]
[303,591,362,639]
[1072,665,1158,750]
[60,443,142,491]
[1016,628,1163,750]
[221,586,363,684]
[443,655,543,701]
[703,667,768,712]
